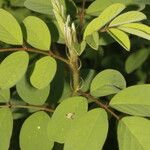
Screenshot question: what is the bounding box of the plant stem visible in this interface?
[78,0,86,40]
[0,47,69,65]
[69,49,80,95]
[78,90,120,120]
[0,103,54,113]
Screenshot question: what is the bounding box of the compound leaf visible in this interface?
[84,3,125,38]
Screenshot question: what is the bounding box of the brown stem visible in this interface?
[0,47,69,65]
[0,103,54,113]
[78,0,86,41]
[78,90,120,120]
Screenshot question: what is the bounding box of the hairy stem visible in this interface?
[78,90,120,120]
[69,49,80,95]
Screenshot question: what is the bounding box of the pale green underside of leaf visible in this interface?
[107,28,130,51]
[0,51,29,89]
[0,108,13,150]
[23,16,51,51]
[24,0,53,14]
[118,116,150,150]
[47,96,88,143]
[16,75,50,105]
[125,48,150,73]
[118,23,150,40]
[20,111,54,150]
[30,56,57,89]
[109,11,146,27]
[0,9,23,45]
[84,3,125,38]
[85,32,99,50]
[64,108,108,150]
[110,84,150,117]
[90,69,126,97]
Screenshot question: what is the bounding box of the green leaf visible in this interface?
[107,28,130,51]
[81,69,96,92]
[58,80,72,102]
[16,75,50,105]
[24,0,76,17]
[110,84,150,117]
[23,16,51,51]
[30,56,57,89]
[118,116,150,150]
[0,89,10,103]
[0,0,5,7]
[0,9,23,45]
[85,32,99,50]
[10,0,26,6]
[24,0,53,14]
[109,11,146,27]
[20,111,54,150]
[125,48,149,73]
[86,0,113,16]
[0,51,29,89]
[47,96,88,143]
[64,108,108,150]
[99,32,115,46]
[0,108,13,150]
[83,18,101,39]
[86,0,148,16]
[118,23,150,40]
[90,69,126,97]
[52,9,65,35]
[84,3,125,38]
[73,40,86,55]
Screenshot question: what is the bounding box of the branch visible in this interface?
[78,0,87,40]
[0,47,69,65]
[78,90,120,120]
[0,103,54,113]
